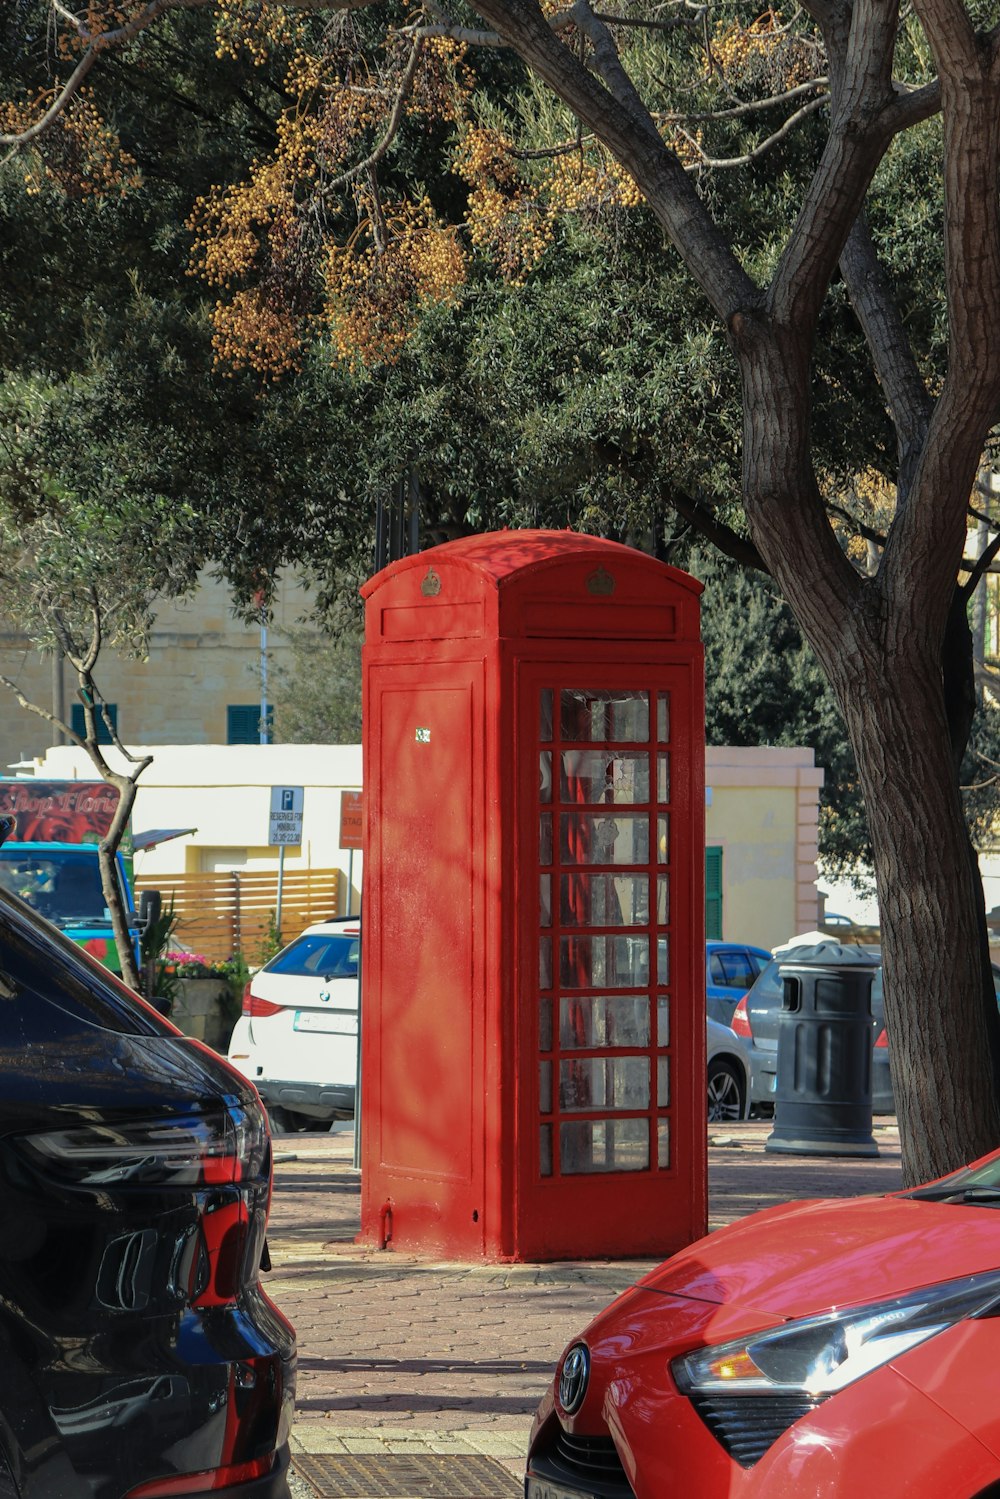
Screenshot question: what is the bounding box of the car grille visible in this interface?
[529,1430,636,1498]
[690,1392,825,1466]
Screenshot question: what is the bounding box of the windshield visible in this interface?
[909,1154,1000,1203]
[0,851,108,928]
[265,931,359,979]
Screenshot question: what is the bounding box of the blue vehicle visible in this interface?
[0,841,145,976]
[706,939,771,1024]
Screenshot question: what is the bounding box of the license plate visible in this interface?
[293,1010,357,1034]
[526,1478,597,1499]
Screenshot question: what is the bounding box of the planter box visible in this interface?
[170,977,233,1052]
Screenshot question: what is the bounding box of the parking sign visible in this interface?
[269,786,304,846]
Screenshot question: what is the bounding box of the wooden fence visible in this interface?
[134,869,342,965]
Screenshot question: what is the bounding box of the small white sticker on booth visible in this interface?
[416,727,431,743]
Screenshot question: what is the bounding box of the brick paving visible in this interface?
[263,1118,902,1494]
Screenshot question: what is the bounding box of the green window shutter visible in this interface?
[70,702,118,745]
[705,846,723,940]
[227,704,273,744]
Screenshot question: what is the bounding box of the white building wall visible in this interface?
[34,743,364,908]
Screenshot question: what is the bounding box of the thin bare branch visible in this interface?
[1,0,217,154]
[0,674,80,748]
[319,38,424,194]
[668,78,829,124]
[678,95,828,171]
[396,22,504,45]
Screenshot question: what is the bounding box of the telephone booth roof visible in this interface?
[362,529,703,645]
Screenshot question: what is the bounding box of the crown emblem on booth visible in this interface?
[586,566,616,596]
[421,568,442,597]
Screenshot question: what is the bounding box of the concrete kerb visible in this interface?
[266,1118,903,1488]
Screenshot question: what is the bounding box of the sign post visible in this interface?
[268,787,304,938]
[339,791,363,916]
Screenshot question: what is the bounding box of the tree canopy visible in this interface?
[6,0,1000,1180]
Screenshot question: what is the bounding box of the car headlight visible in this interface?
[671,1270,1000,1467]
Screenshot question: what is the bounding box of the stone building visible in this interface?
[0,572,315,767]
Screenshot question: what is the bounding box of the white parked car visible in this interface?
[227,917,359,1132]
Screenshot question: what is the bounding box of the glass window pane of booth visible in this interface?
[559,873,649,926]
[560,690,649,743]
[560,813,651,864]
[559,996,650,1049]
[560,1119,650,1174]
[559,751,651,803]
[536,680,675,1184]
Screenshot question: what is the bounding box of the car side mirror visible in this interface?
[139,889,162,932]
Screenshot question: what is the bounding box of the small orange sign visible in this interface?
[339,790,364,850]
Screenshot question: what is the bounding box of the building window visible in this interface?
[227,705,273,745]
[705,846,723,940]
[70,703,118,745]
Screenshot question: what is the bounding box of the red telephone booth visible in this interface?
[358,530,705,1261]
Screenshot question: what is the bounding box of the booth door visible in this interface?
[516,668,706,1260]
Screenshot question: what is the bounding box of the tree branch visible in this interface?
[570,0,661,136]
[665,490,768,572]
[677,95,828,171]
[469,0,758,321]
[838,211,932,504]
[0,674,79,747]
[769,0,901,329]
[961,526,1000,600]
[319,38,424,194]
[1,0,216,151]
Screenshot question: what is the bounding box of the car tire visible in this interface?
[266,1105,314,1135]
[707,1058,746,1122]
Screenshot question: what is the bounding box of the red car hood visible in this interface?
[632,1193,1000,1321]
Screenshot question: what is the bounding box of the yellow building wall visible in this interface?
[706,746,823,952]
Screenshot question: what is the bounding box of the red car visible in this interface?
[526,1149,1000,1498]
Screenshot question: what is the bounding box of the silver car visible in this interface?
[731,944,893,1113]
[706,1016,752,1122]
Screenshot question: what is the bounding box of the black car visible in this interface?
[0,884,295,1497]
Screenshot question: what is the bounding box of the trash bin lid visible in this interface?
[776,940,880,969]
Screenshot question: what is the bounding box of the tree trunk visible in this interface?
[735,321,1000,1186]
[821,629,1000,1184]
[96,776,143,994]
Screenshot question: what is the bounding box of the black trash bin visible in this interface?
[765,942,880,1157]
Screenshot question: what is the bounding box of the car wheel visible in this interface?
[707,1058,746,1122]
[266,1106,314,1135]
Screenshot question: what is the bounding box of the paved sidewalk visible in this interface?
[263,1119,902,1494]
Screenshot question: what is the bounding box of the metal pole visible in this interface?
[276,843,285,940]
[52,651,65,743]
[374,494,386,573]
[391,476,405,561]
[260,610,269,744]
[407,469,420,555]
[353,891,363,1171]
[347,849,354,916]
